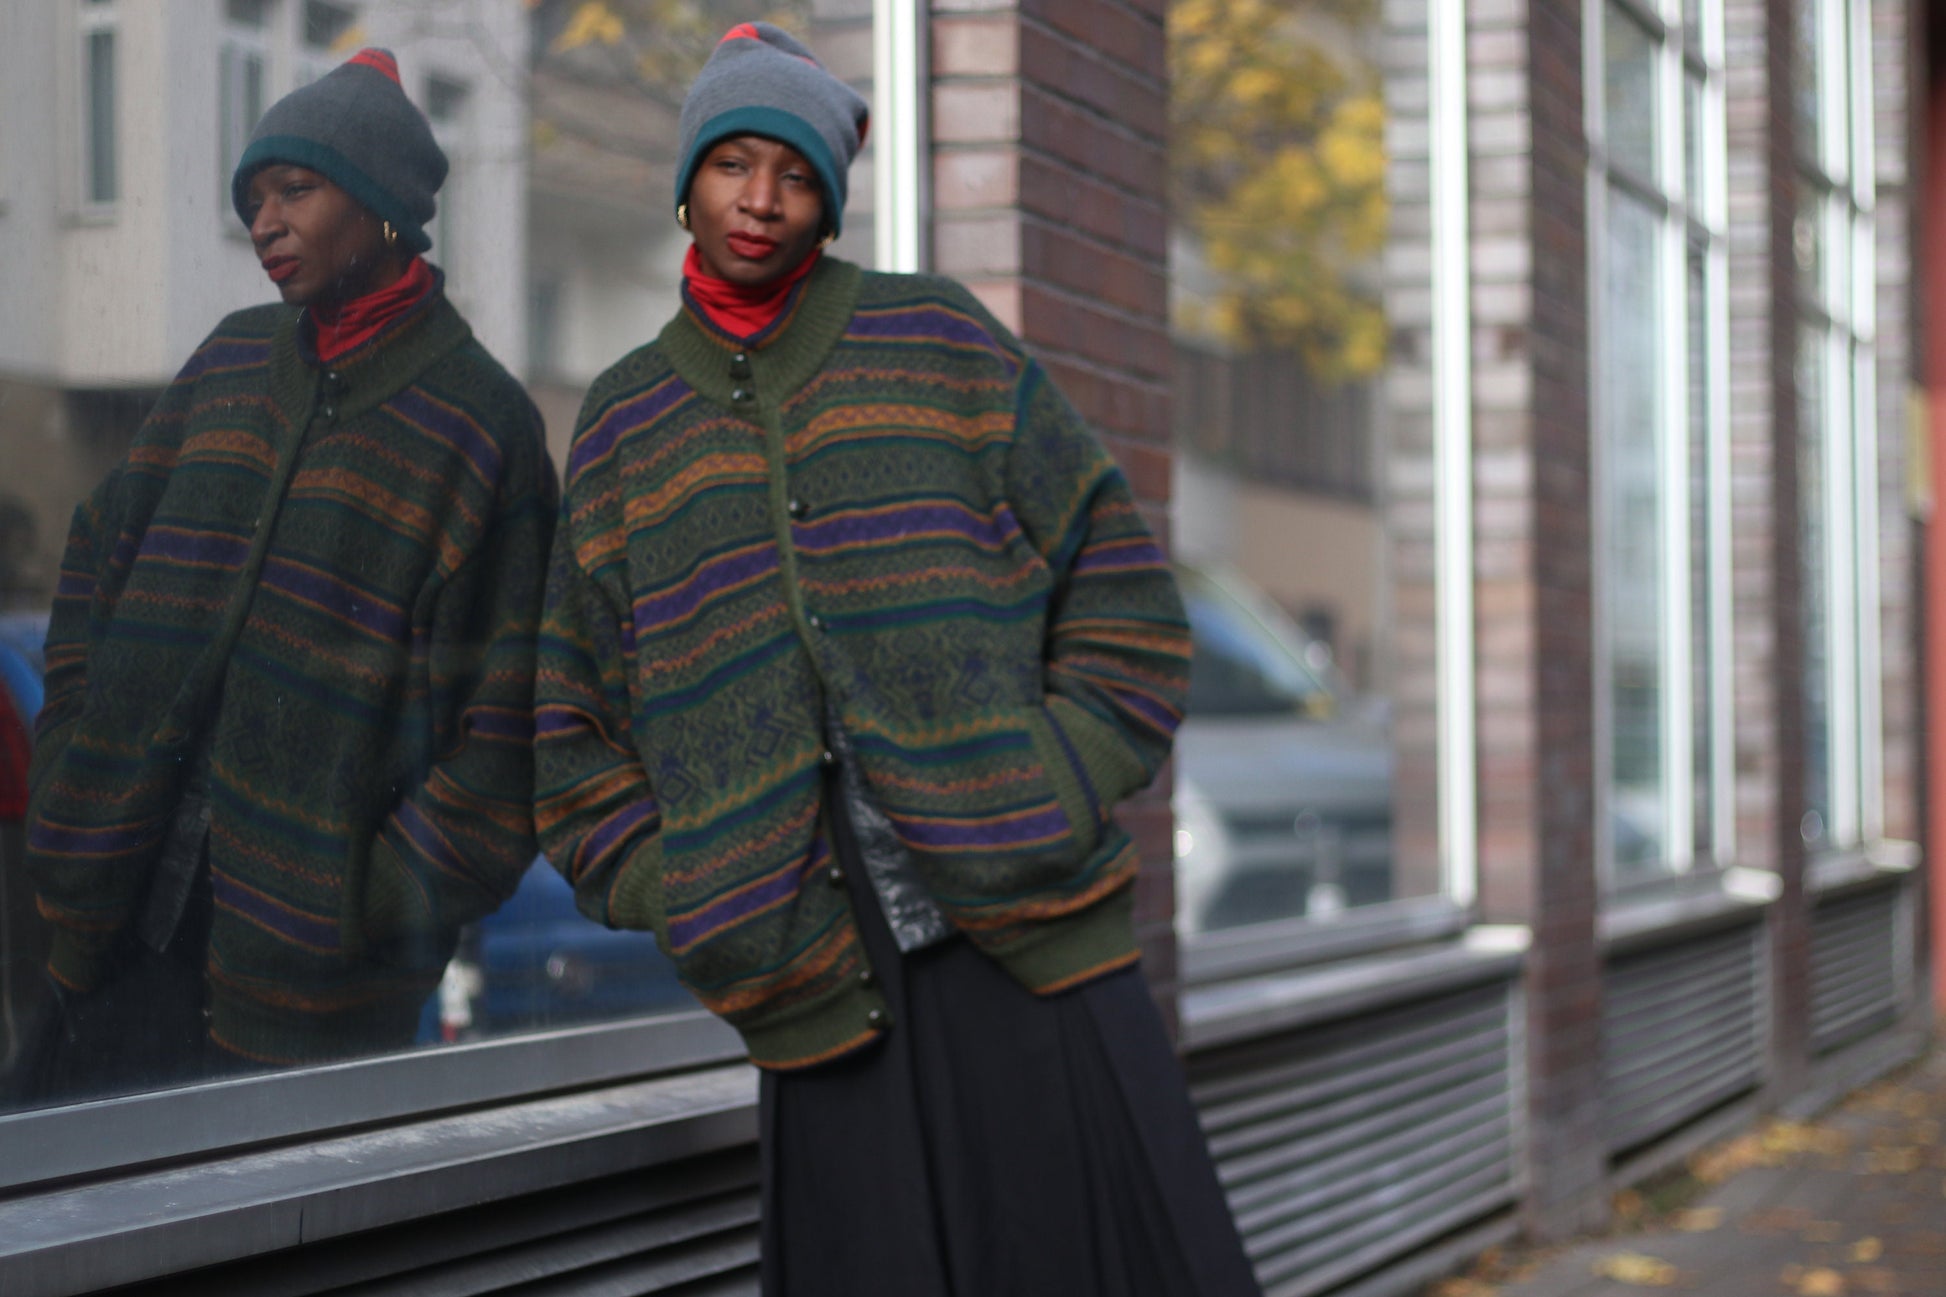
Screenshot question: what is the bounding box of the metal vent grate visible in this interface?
[1601,921,1764,1157]
[145,1149,761,1296]
[1810,887,1903,1055]
[1188,983,1518,1297]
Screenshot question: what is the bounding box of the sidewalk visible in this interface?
[1430,1047,1946,1297]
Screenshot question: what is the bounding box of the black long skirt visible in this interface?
[759,790,1262,1297]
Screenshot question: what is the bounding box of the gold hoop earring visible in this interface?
[382,220,399,251]
[819,229,836,248]
[676,204,690,231]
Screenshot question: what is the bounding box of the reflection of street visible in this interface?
[1436,1047,1946,1297]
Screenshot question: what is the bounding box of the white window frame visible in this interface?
[1798,0,1879,852]
[1587,0,1733,889]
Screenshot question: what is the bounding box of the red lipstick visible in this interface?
[726,233,778,260]
[262,256,299,284]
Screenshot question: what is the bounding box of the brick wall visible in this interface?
[928,0,1181,1026]
[1421,0,1607,1242]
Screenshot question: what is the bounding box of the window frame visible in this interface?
[1794,0,1880,853]
[1586,0,1734,892]
[77,0,119,214]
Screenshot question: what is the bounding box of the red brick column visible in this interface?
[1465,0,1607,1240]
[928,0,1180,1029]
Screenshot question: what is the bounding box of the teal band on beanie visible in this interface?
[233,135,432,254]
[675,107,847,236]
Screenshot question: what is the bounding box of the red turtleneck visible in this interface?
[682,244,821,341]
[313,256,436,362]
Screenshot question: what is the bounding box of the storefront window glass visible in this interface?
[0,0,893,1119]
[1167,0,1458,951]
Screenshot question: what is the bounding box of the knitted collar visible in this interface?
[311,255,436,362]
[679,244,822,344]
[269,285,472,430]
[657,255,863,410]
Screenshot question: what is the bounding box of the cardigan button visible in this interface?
[858,968,876,988]
[819,749,838,768]
[731,388,751,403]
[806,614,825,632]
[320,404,337,420]
[867,1008,889,1028]
[786,497,808,520]
[827,866,845,887]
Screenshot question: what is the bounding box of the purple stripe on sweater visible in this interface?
[388,389,501,488]
[180,338,272,381]
[29,818,159,857]
[569,378,694,481]
[581,797,659,873]
[1107,685,1182,736]
[466,707,535,742]
[212,872,340,951]
[791,501,1018,555]
[631,546,779,636]
[260,557,408,641]
[108,531,142,573]
[138,526,251,570]
[535,705,591,739]
[845,307,1014,369]
[395,800,475,883]
[665,852,809,951]
[56,573,95,598]
[1072,538,1167,574]
[893,803,1071,851]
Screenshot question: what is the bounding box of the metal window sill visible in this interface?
[0,1063,759,1297]
[1179,925,1529,1054]
[1807,839,1918,900]
[1600,867,1780,957]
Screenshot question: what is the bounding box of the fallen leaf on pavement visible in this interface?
[1429,1278,1499,1297]
[1791,1267,1846,1297]
[1850,1237,1883,1262]
[1672,1206,1723,1232]
[1593,1253,1678,1287]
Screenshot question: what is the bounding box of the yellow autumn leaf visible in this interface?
[1850,1237,1883,1262]
[1793,1268,1846,1297]
[553,1,625,52]
[1672,1206,1724,1232]
[1593,1253,1679,1287]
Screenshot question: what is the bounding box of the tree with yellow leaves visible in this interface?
[1170,0,1389,379]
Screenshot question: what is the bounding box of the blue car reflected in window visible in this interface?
[419,860,695,1044]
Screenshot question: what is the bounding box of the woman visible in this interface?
[21,49,554,1099]
[534,23,1259,1296]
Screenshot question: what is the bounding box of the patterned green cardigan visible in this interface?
[28,292,556,1064]
[535,259,1191,1069]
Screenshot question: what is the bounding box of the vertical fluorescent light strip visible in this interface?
[1826,325,1860,844]
[1431,0,1476,905]
[873,0,925,273]
[1659,12,1694,869]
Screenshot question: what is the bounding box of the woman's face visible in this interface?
[243,164,403,308]
[687,136,826,287]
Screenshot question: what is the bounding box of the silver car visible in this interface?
[1172,567,1394,935]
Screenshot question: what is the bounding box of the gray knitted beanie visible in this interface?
[230,48,447,255]
[675,24,870,236]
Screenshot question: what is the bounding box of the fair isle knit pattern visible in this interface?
[28,292,556,1063]
[535,258,1191,1070]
